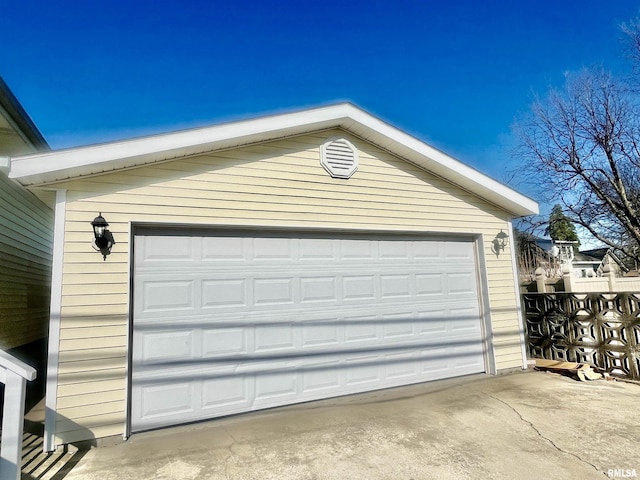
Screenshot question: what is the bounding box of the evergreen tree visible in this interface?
[546,204,580,248]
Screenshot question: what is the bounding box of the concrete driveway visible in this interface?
[26,371,640,480]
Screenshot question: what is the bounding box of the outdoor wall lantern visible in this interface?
[491,230,509,256]
[91,213,115,260]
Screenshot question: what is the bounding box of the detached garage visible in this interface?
[7,103,538,450]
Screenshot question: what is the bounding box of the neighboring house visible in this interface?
[0,77,53,407]
[516,233,605,281]
[579,247,630,277]
[6,103,538,450]
[571,251,602,278]
[517,233,640,292]
[515,233,561,282]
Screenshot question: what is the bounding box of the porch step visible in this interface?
[20,429,78,480]
[0,399,80,480]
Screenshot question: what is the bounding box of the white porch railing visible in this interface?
[0,349,36,480]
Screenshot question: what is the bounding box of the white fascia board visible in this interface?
[8,105,353,185]
[9,103,538,217]
[343,107,539,217]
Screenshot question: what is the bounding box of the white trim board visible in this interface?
[43,189,66,452]
[508,220,530,370]
[7,103,538,217]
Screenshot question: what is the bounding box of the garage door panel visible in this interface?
[345,356,383,386]
[254,324,296,352]
[202,279,247,308]
[300,276,337,303]
[418,347,449,373]
[378,240,411,259]
[254,368,299,403]
[380,274,412,298]
[417,310,447,334]
[202,236,245,261]
[131,232,486,432]
[138,382,196,420]
[385,352,419,380]
[444,241,475,258]
[341,239,374,259]
[448,272,478,295]
[140,329,194,364]
[202,328,247,357]
[343,275,376,300]
[453,344,485,370]
[382,312,414,339]
[299,237,335,259]
[416,273,444,296]
[301,320,340,348]
[301,361,342,393]
[252,237,293,259]
[202,375,251,411]
[344,315,379,343]
[450,312,483,335]
[253,277,294,305]
[413,241,443,259]
[142,280,195,312]
[137,236,196,263]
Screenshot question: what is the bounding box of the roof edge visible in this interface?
[8,102,538,217]
[0,77,49,151]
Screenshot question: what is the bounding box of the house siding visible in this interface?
[42,130,521,446]
[0,172,53,350]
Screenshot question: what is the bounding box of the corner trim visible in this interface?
[0,156,10,175]
[124,221,134,440]
[507,220,529,369]
[44,189,66,452]
[476,234,497,375]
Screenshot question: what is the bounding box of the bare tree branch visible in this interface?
[513,67,640,262]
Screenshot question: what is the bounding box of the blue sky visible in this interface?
[1,1,639,191]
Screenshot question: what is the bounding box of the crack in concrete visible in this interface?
[222,429,238,478]
[484,393,606,477]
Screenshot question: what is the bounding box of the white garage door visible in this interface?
[131,231,485,432]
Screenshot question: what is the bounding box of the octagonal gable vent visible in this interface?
[320,138,358,179]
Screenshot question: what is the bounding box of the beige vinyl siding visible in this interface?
[0,173,53,350]
[44,129,523,445]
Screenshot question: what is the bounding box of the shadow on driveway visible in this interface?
[23,371,640,480]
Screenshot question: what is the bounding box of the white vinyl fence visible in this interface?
[534,264,640,293]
